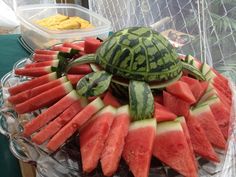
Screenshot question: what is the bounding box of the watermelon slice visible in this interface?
[180,76,202,101]
[100,105,130,176]
[34,49,59,55]
[79,106,116,173]
[205,69,231,97]
[176,117,198,170]
[46,97,104,152]
[190,104,226,149]
[102,91,121,108]
[166,80,196,104]
[8,76,67,105]
[199,96,230,139]
[66,74,84,86]
[153,102,176,122]
[14,66,53,77]
[33,54,58,62]
[199,81,209,98]
[122,119,156,177]
[198,86,231,109]
[63,42,84,51]
[163,91,190,118]
[25,60,59,68]
[23,90,80,136]
[84,37,102,54]
[51,46,78,55]
[32,98,87,145]
[202,63,228,85]
[154,94,163,104]
[67,64,92,74]
[201,63,231,100]
[186,114,219,162]
[15,81,73,114]
[8,72,57,95]
[153,120,198,177]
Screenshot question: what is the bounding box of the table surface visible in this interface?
[0,34,29,177]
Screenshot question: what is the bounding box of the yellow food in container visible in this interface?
[35,14,94,30]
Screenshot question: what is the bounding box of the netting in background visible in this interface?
[89,0,236,81]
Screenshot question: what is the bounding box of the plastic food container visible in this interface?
[16,4,111,49]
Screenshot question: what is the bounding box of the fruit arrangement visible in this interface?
[5,27,232,177]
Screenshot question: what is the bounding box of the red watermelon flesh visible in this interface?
[34,49,59,55]
[14,66,53,77]
[213,85,232,105]
[67,64,92,75]
[100,105,130,176]
[63,42,84,51]
[23,90,80,136]
[176,117,198,170]
[84,37,102,54]
[47,97,104,152]
[206,70,231,97]
[199,86,231,110]
[186,115,219,162]
[166,81,196,104]
[209,67,229,85]
[8,76,67,105]
[153,102,176,122]
[201,96,230,139]
[163,91,190,118]
[79,106,116,173]
[15,81,73,114]
[66,74,84,86]
[180,76,202,101]
[25,60,59,68]
[154,94,163,104]
[200,81,209,95]
[33,54,58,62]
[190,105,226,149]
[202,63,228,86]
[32,99,87,145]
[51,46,74,53]
[103,91,121,108]
[8,72,57,95]
[210,80,232,100]
[122,119,156,177]
[153,121,198,177]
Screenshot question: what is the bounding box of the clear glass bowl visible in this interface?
[1,59,236,177]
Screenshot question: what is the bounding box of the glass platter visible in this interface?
[0,58,236,177]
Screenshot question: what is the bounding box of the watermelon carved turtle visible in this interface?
[66,27,205,121]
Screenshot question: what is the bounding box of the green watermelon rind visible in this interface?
[175,116,185,123]
[91,63,183,89]
[185,55,200,69]
[191,104,211,115]
[95,105,117,117]
[129,118,156,131]
[116,105,130,116]
[197,88,215,105]
[63,81,74,93]
[88,97,105,111]
[156,120,182,135]
[197,95,220,107]
[201,63,211,76]
[205,70,218,81]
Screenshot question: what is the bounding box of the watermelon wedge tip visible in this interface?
[122,118,156,177]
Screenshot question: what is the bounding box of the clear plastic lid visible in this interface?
[16,3,111,39]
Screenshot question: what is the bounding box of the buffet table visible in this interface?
[0,34,31,177]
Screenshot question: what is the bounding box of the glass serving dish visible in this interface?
[0,58,236,177]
